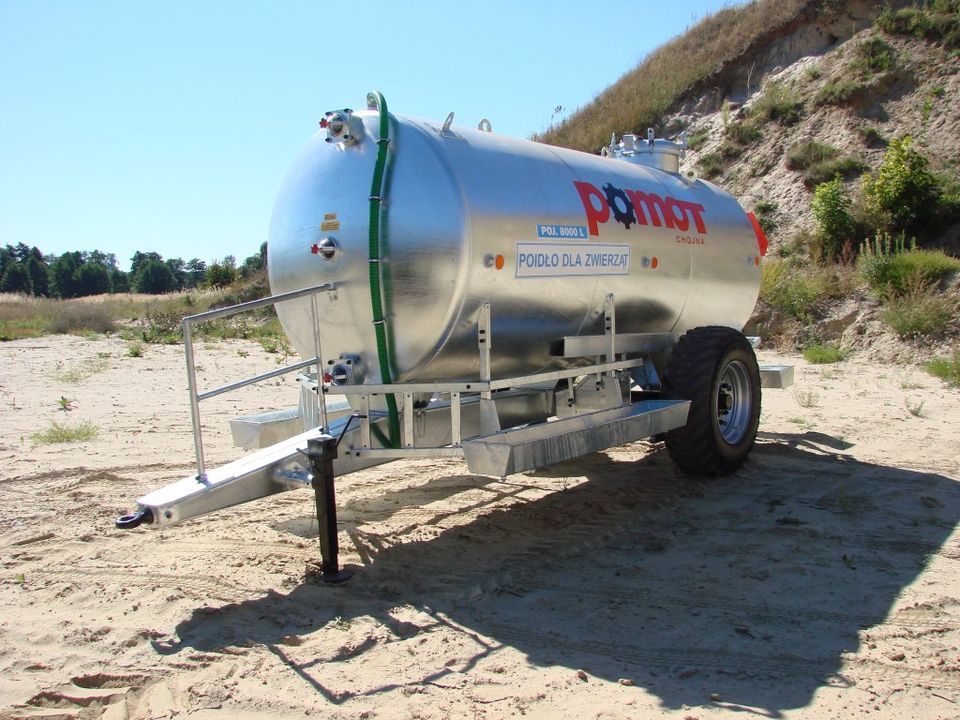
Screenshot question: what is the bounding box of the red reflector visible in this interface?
[746,212,768,257]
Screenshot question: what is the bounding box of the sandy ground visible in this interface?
[1,335,960,720]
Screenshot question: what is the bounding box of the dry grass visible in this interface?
[0,288,237,341]
[533,0,812,151]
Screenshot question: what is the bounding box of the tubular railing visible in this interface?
[182,283,332,480]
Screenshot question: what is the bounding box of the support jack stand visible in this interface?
[305,434,353,585]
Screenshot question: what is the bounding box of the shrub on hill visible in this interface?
[877,1,960,47]
[812,176,858,261]
[850,36,896,74]
[861,136,941,238]
[786,141,867,188]
[858,234,960,298]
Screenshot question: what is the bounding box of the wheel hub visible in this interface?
[716,361,752,445]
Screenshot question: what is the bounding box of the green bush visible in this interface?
[857,233,911,294]
[784,141,866,188]
[754,200,778,235]
[698,152,724,178]
[719,121,762,160]
[803,157,868,189]
[136,309,183,344]
[685,128,710,150]
[750,82,803,125]
[815,80,863,106]
[812,176,856,261]
[861,136,941,237]
[882,286,956,338]
[804,343,849,364]
[877,2,960,47]
[850,37,895,74]
[786,141,838,170]
[858,234,960,297]
[859,126,888,147]
[926,350,960,386]
[760,259,831,321]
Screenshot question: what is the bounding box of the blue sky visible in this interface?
[1,0,738,271]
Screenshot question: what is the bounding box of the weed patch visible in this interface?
[859,126,888,147]
[760,259,833,321]
[850,36,895,74]
[52,357,109,383]
[750,82,803,125]
[815,79,864,107]
[786,141,838,171]
[877,3,960,47]
[926,350,960,386]
[881,286,956,338]
[685,128,710,150]
[858,235,960,297]
[803,343,848,364]
[785,141,865,189]
[698,152,724,178]
[31,420,99,444]
[793,389,820,408]
[754,200,779,236]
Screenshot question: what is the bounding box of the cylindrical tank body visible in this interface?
[268,106,763,383]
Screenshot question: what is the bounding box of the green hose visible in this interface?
[366,90,401,447]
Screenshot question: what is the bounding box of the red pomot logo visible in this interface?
[574,181,708,237]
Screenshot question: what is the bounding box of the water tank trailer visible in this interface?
[116,92,793,582]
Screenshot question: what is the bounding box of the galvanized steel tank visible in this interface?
[267,100,765,383]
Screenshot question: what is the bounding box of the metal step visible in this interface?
[759,364,794,389]
[462,399,690,477]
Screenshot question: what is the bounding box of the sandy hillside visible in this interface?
[1,334,960,720]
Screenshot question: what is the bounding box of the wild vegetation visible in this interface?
[0,276,282,344]
[926,351,960,385]
[785,141,867,188]
[30,419,99,444]
[877,0,960,46]
[803,343,848,364]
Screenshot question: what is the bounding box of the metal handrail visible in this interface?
[182,283,332,480]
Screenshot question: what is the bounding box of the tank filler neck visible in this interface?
[321,108,364,146]
[602,128,686,174]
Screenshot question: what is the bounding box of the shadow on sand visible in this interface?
[156,433,960,715]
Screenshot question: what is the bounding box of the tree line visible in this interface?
[0,242,267,298]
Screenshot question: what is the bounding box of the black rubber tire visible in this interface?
[661,326,761,476]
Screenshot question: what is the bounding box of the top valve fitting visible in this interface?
[321,109,361,145]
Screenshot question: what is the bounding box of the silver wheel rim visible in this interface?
[716,359,752,444]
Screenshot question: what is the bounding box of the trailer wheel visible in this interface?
[662,326,761,476]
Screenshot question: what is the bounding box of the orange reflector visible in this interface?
[495,254,505,270]
[651,256,659,269]
[746,211,769,256]
[755,256,761,266]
